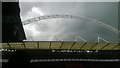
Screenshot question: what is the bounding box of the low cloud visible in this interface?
[20,6,44,21]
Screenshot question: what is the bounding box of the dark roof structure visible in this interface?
[2,2,26,42]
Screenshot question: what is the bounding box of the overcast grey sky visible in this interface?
[19,2,119,42]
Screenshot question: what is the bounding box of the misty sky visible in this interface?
[19,2,119,42]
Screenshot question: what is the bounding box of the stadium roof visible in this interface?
[1,41,119,50]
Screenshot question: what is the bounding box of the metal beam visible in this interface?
[23,42,26,49]
[70,42,75,49]
[59,42,64,49]
[49,42,52,49]
[80,42,87,49]
[100,43,110,50]
[90,42,99,50]
[37,42,39,49]
[7,42,11,49]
